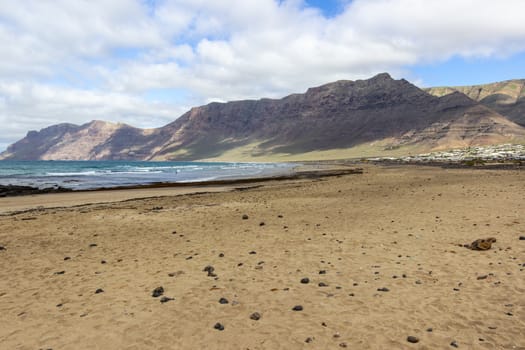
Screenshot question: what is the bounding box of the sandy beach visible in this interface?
[1,164,524,349]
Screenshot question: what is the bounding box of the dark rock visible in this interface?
[152,286,164,298]
[407,336,419,343]
[519,236,525,240]
[219,298,229,304]
[89,243,97,247]
[160,296,174,303]
[278,215,283,218]
[63,256,70,260]
[319,270,326,274]
[218,253,224,257]
[249,251,257,255]
[426,328,433,332]
[242,214,249,220]
[300,277,310,284]
[477,275,488,280]
[450,340,459,347]
[214,323,225,331]
[318,282,328,287]
[54,271,65,275]
[0,246,6,251]
[305,337,313,343]
[377,287,389,292]
[95,289,104,294]
[292,305,303,311]
[101,260,106,264]
[56,303,63,307]
[339,342,348,348]
[249,312,261,320]
[259,222,265,226]
[203,265,215,276]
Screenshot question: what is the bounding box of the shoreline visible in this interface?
[0,165,363,214]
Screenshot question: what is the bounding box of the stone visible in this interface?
[300,278,310,284]
[214,323,225,331]
[54,271,65,275]
[160,296,174,303]
[219,298,229,304]
[249,312,261,320]
[152,286,164,298]
[407,336,419,343]
[292,305,303,311]
[519,236,525,240]
[95,288,104,294]
[318,282,328,287]
[89,243,97,247]
[305,337,313,343]
[377,287,389,292]
[450,340,459,347]
[242,214,249,220]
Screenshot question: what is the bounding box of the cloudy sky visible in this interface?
[1,0,525,151]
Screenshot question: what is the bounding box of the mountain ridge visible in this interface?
[2,73,525,161]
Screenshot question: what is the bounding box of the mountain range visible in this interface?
[2,73,525,161]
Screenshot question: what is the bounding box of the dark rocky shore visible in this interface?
[0,185,72,197]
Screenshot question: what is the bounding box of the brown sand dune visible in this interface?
[0,165,524,349]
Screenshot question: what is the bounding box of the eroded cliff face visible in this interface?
[2,74,525,161]
[426,79,525,127]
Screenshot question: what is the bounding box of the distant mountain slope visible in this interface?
[2,73,525,161]
[426,79,525,127]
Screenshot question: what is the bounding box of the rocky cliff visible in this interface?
[426,79,525,127]
[2,73,525,161]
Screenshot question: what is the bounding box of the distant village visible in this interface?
[370,144,525,163]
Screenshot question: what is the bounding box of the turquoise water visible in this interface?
[0,160,294,190]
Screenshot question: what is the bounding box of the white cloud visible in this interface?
[1,0,525,150]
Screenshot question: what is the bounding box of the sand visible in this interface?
[0,164,524,349]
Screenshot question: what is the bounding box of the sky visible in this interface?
[1,0,525,151]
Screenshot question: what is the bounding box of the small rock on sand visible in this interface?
[519,236,525,240]
[0,246,6,251]
[377,287,389,292]
[450,340,459,347]
[152,287,164,298]
[160,296,174,303]
[95,289,104,294]
[242,214,249,220]
[292,305,303,311]
[219,298,229,304]
[407,336,419,343]
[300,278,310,284]
[250,312,261,320]
[214,323,225,331]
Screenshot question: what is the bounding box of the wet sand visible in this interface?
[0,164,524,349]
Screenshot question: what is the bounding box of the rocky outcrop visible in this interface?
[2,74,525,161]
[426,79,525,127]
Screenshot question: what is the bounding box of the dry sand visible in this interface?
[0,164,524,349]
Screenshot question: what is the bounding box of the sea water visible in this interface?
[0,160,294,190]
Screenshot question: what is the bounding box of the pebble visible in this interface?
[259,222,265,226]
[305,337,313,343]
[519,236,525,240]
[160,296,174,303]
[292,305,303,311]
[377,287,389,292]
[250,312,261,320]
[242,214,249,220]
[450,340,459,347]
[249,251,257,255]
[339,342,348,348]
[63,256,71,261]
[407,336,419,343]
[300,278,310,284]
[101,260,106,264]
[95,288,104,294]
[218,253,224,257]
[214,323,225,331]
[426,328,433,332]
[319,270,326,274]
[219,297,229,304]
[54,271,65,275]
[0,246,5,251]
[318,282,328,287]
[477,275,488,280]
[89,243,97,247]
[152,286,164,298]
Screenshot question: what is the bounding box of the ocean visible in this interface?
[0,160,295,190]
